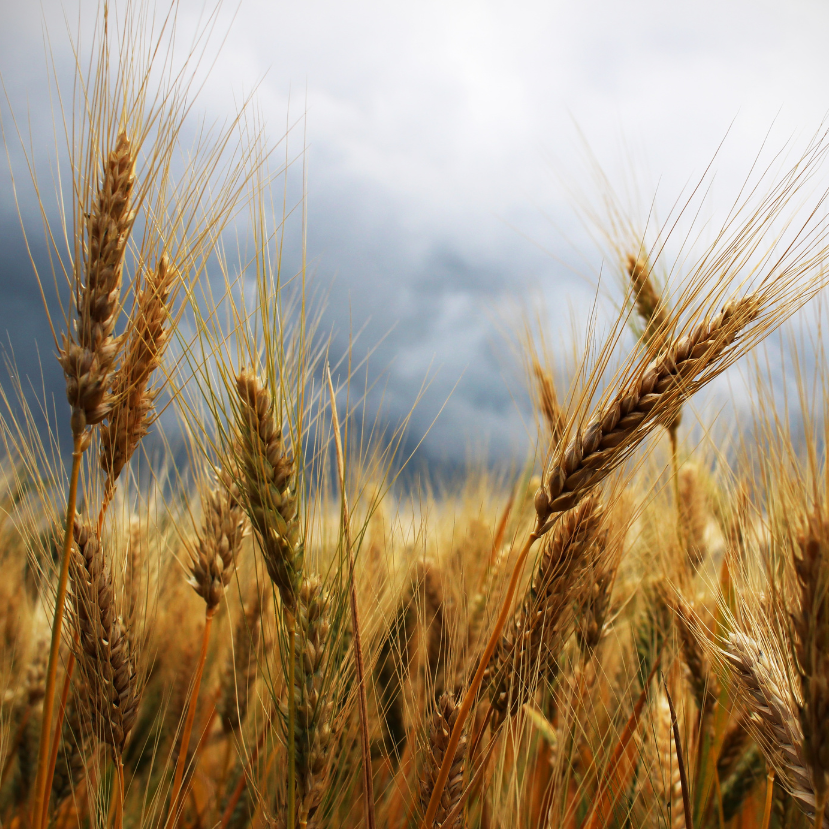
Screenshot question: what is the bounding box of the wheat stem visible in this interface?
[114,759,125,829]
[666,684,693,829]
[32,435,82,829]
[287,611,296,829]
[168,607,215,828]
[40,652,76,829]
[326,364,375,829]
[762,772,775,829]
[421,526,540,829]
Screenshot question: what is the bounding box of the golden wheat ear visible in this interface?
[100,253,179,488]
[791,510,829,826]
[59,132,136,442]
[187,478,247,612]
[535,293,762,532]
[485,494,604,729]
[234,370,303,610]
[419,692,467,829]
[69,519,140,754]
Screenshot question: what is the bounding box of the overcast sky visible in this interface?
[3,0,829,472]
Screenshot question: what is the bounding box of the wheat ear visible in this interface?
[420,692,467,829]
[485,495,603,729]
[235,370,303,609]
[100,253,178,489]
[59,131,136,439]
[234,369,303,825]
[532,360,565,443]
[293,575,338,828]
[169,479,246,827]
[724,632,828,829]
[69,519,140,754]
[535,294,760,530]
[793,510,829,828]
[69,517,137,829]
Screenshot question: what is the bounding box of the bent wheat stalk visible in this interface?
[422,291,766,829]
[326,364,375,829]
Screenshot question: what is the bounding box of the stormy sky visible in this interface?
[3,0,829,474]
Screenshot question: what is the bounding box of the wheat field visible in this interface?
[3,4,829,829]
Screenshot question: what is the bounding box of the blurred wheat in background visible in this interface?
[5,3,829,829]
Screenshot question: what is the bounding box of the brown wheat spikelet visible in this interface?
[235,370,302,608]
[486,494,603,727]
[420,692,467,829]
[535,294,761,532]
[69,519,140,754]
[626,253,669,346]
[724,631,828,828]
[532,360,565,443]
[187,479,247,611]
[100,253,178,485]
[292,575,338,826]
[59,131,136,439]
[792,509,829,814]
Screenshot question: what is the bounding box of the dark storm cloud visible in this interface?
[5,0,829,474]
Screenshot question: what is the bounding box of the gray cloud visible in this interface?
[4,0,829,475]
